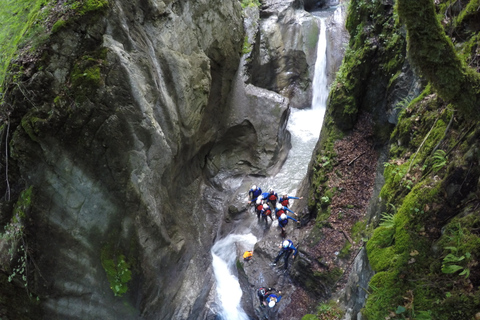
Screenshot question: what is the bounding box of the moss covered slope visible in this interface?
[305,0,480,319]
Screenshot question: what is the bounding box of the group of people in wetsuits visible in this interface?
[248,185,302,236]
[246,185,302,311]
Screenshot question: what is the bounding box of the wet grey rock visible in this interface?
[336,248,374,320]
[247,0,320,109]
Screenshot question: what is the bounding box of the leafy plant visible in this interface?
[101,250,132,297]
[379,213,395,228]
[321,196,330,206]
[379,203,396,228]
[441,247,470,278]
[394,290,433,320]
[432,149,447,172]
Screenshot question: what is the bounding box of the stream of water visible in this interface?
[211,12,334,320]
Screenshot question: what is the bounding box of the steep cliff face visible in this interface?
[0,0,297,319]
[246,0,320,109]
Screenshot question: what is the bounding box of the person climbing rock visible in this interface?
[275,203,297,219]
[257,287,280,307]
[248,185,263,204]
[272,239,297,270]
[266,189,278,208]
[279,193,303,207]
[261,204,274,225]
[278,213,299,236]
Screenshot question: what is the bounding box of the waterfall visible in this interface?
[212,14,331,320]
[312,18,328,110]
[264,16,327,193]
[211,234,257,319]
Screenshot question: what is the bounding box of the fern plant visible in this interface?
[432,149,447,172]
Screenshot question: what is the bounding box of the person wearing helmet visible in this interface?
[278,213,299,235]
[260,203,274,225]
[275,202,297,219]
[265,292,282,308]
[266,189,278,207]
[279,193,303,207]
[257,287,280,307]
[255,199,265,219]
[248,185,263,204]
[272,239,298,270]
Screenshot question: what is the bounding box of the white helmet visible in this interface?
[252,185,257,191]
[268,300,276,308]
[283,193,288,198]
[276,203,282,210]
[256,199,262,205]
[280,213,287,220]
[283,240,290,248]
[269,189,274,193]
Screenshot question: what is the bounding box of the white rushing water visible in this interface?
[211,234,258,319]
[212,15,330,320]
[263,17,328,195]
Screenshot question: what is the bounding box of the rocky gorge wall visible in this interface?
[0,0,341,319]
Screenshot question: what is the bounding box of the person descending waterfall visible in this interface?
[272,239,297,271]
[248,185,263,204]
[260,204,274,225]
[279,193,303,207]
[257,287,281,307]
[275,203,297,219]
[278,213,299,236]
[266,189,278,208]
[255,199,265,219]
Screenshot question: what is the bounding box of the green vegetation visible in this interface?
[397,0,480,119]
[240,0,261,9]
[302,300,344,320]
[101,248,132,297]
[242,36,252,55]
[307,0,480,318]
[327,0,405,130]
[0,187,34,294]
[0,0,109,93]
[0,0,49,91]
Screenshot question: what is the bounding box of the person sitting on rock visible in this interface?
[248,185,262,204]
[257,287,279,307]
[266,189,279,207]
[275,203,297,219]
[278,213,299,235]
[272,239,297,270]
[279,193,303,207]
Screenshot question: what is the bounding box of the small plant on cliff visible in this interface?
[101,249,132,297]
[431,149,447,172]
[1,187,35,296]
[242,35,252,55]
[321,195,330,206]
[240,0,261,9]
[394,291,433,320]
[441,246,471,278]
